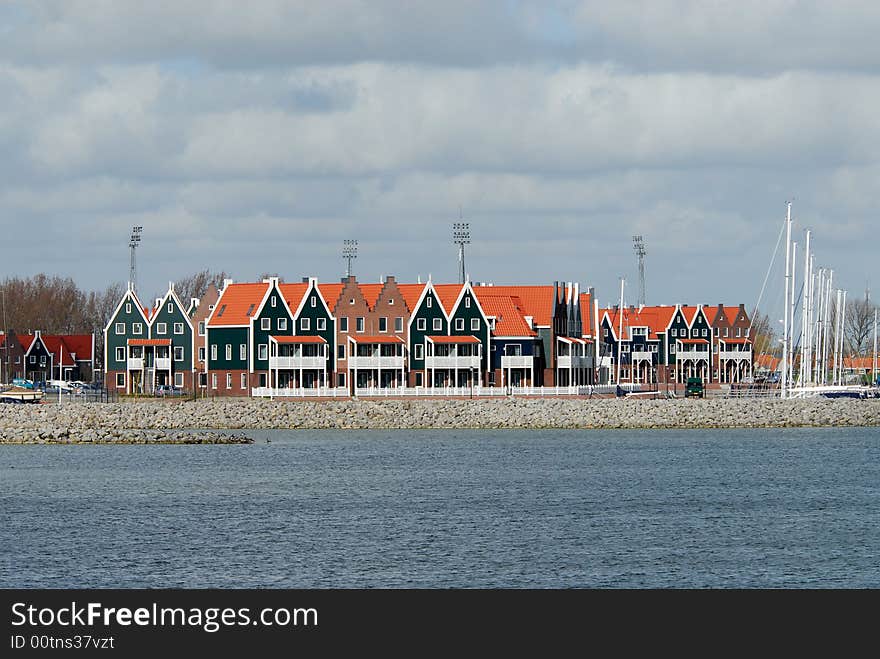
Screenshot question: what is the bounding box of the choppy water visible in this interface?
[2,428,879,588]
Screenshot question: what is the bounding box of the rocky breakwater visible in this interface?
[1,397,879,435]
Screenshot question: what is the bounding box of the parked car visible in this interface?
[155,385,184,397]
[12,378,34,389]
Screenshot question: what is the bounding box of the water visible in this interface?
[2,428,879,588]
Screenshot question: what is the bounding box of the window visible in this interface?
[337,373,346,387]
[338,344,345,360]
[198,347,205,361]
[340,317,349,332]
[116,322,125,335]
[168,302,173,313]
[259,374,266,387]
[471,318,480,331]
[301,317,311,331]
[258,344,267,360]
[198,321,205,336]
[426,297,432,308]
[650,344,658,352]
[211,345,217,361]
[356,317,364,333]
[199,373,207,387]
[212,374,217,390]
[241,373,247,390]
[261,318,271,331]
[604,328,609,338]
[417,318,426,331]
[29,356,35,364]
[415,344,424,360]
[40,357,46,366]
[174,372,183,387]
[736,327,742,337]
[226,373,232,389]
[317,318,326,331]
[311,296,316,308]
[125,303,131,314]
[433,318,442,331]
[389,298,394,306]
[116,373,125,388]
[115,347,125,362]
[240,344,247,360]
[349,298,355,305]
[621,344,630,352]
[455,318,464,331]
[714,327,719,336]
[379,317,388,333]
[133,323,143,335]
[395,317,403,333]
[174,323,184,335]
[701,329,707,337]
[465,297,471,308]
[724,328,729,337]
[670,344,676,354]
[225,344,232,361]
[415,372,423,387]
[278,318,287,331]
[271,296,276,308]
[156,323,167,335]
[745,328,750,337]
[174,346,184,361]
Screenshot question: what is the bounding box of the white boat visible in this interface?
[0,387,44,404]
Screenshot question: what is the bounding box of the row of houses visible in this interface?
[100,274,759,396]
[0,331,95,384]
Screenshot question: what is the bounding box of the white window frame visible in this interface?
[338,344,346,360]
[168,302,173,313]
[455,318,464,331]
[198,347,205,361]
[226,373,232,389]
[317,318,326,331]
[115,347,125,362]
[417,318,426,331]
[301,317,311,331]
[211,345,217,361]
[311,296,316,308]
[133,323,142,335]
[174,372,184,387]
[241,373,247,390]
[115,322,125,335]
[415,344,424,360]
[433,318,442,331]
[156,322,167,335]
[212,373,218,390]
[271,296,277,308]
[174,346,184,361]
[240,344,247,360]
[379,317,388,333]
[340,317,349,332]
[116,373,125,388]
[395,317,403,333]
[465,297,471,308]
[125,303,131,314]
[225,344,232,361]
[174,322,184,335]
[261,318,271,331]
[471,318,480,331]
[198,321,205,336]
[278,318,287,331]
[426,297,432,308]
[356,317,364,333]
[258,344,268,360]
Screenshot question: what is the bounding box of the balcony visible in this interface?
[501,355,534,369]
[631,351,654,362]
[676,349,709,360]
[719,350,751,361]
[127,357,143,370]
[557,355,592,369]
[424,355,481,370]
[269,355,326,370]
[155,357,172,370]
[348,355,406,370]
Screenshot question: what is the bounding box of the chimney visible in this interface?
[385,275,395,284]
[222,278,233,291]
[525,316,534,329]
[302,277,310,283]
[191,298,199,309]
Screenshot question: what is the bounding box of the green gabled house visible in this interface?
[103,284,150,393]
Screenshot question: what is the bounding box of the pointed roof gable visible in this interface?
[209,282,269,327]
[397,283,428,312]
[278,282,309,316]
[432,284,465,316]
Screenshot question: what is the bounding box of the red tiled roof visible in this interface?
[18,335,35,350]
[579,292,593,336]
[59,334,93,360]
[279,282,309,313]
[271,335,326,344]
[473,291,536,337]
[128,338,172,346]
[679,338,709,344]
[843,357,879,369]
[720,338,751,344]
[348,335,405,344]
[427,335,480,344]
[209,282,269,326]
[359,284,384,309]
[755,354,781,371]
[397,283,427,312]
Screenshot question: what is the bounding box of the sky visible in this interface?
[1,1,878,316]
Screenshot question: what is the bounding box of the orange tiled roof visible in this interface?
[397,283,427,312]
[128,338,172,346]
[427,335,480,344]
[432,284,464,315]
[359,283,384,309]
[271,335,326,344]
[317,283,344,310]
[679,338,709,344]
[473,286,556,326]
[579,292,593,336]
[348,335,405,344]
[473,291,536,337]
[843,356,879,369]
[209,282,269,326]
[278,282,309,313]
[755,353,781,370]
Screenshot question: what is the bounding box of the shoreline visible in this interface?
[2,398,879,443]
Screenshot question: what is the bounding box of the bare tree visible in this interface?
[750,312,776,357]
[845,293,877,357]
[174,270,230,305]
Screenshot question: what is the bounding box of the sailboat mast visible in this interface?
[822,270,833,384]
[799,231,811,387]
[788,241,797,389]
[617,278,625,386]
[781,203,792,399]
[873,308,877,386]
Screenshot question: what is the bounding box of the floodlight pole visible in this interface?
[343,240,358,278]
[453,220,470,285]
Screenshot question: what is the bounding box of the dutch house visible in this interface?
[708,304,753,383]
[103,285,151,393]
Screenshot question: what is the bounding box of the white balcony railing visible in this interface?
[677,350,709,359]
[501,355,534,369]
[127,357,143,370]
[252,386,347,398]
[269,355,327,370]
[348,355,406,370]
[719,350,751,361]
[631,351,654,362]
[424,355,481,369]
[557,355,592,369]
[155,357,172,370]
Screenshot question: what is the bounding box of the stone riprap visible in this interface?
[0,398,878,439]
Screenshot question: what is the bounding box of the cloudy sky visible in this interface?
[1,1,877,316]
